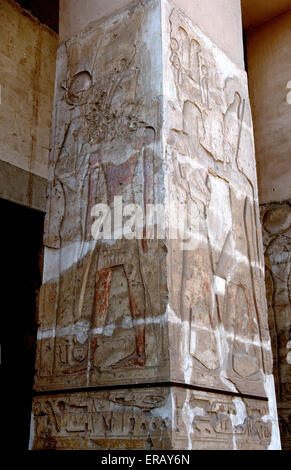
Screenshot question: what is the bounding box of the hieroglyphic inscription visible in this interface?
[172,388,272,450]
[31,388,171,450]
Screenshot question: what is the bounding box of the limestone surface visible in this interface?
[0,0,57,179]
[32,0,281,450]
[261,201,291,449]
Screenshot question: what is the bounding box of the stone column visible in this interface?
[30,0,281,450]
[247,11,291,450]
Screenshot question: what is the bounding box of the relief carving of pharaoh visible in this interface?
[42,8,160,384]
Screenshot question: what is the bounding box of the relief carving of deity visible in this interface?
[168,9,266,386]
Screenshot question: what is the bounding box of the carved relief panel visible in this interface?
[31,387,171,450]
[31,0,281,450]
[35,0,275,406]
[261,201,291,448]
[172,388,273,450]
[164,5,272,397]
[35,1,169,392]
[31,386,275,451]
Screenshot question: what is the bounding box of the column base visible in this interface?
[31,384,273,450]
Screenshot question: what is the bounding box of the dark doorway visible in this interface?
[0,199,44,452]
[16,0,59,33]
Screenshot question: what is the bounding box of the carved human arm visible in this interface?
[188,168,211,207]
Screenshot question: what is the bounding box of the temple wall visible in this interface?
[247,11,291,205]
[246,10,291,449]
[260,201,291,449]
[0,0,58,210]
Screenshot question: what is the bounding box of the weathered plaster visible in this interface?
[0,0,58,180]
